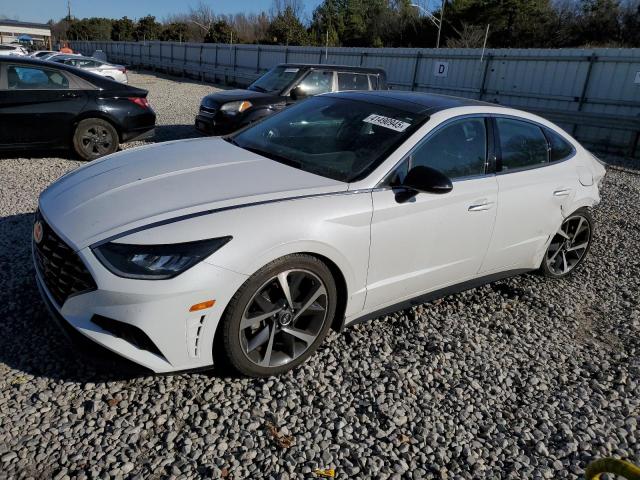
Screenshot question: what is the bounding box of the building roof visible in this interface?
[0,19,51,30]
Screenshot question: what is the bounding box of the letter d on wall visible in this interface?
[434,61,449,78]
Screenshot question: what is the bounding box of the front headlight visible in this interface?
[93,237,232,280]
[220,100,252,114]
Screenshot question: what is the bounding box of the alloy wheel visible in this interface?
[546,214,591,275]
[80,125,114,157]
[239,269,328,368]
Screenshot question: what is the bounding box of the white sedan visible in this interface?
[34,91,605,376]
[47,55,128,83]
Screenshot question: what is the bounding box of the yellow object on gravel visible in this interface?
[314,468,336,478]
[585,458,640,480]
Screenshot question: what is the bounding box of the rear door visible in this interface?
[0,63,89,147]
[480,116,578,273]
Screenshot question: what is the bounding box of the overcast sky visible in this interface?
[3,0,323,24]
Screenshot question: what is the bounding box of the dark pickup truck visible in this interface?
[195,63,387,135]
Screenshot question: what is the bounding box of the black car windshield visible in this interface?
[229,96,428,182]
[248,65,301,93]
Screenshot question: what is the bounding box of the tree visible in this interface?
[446,23,486,48]
[578,0,622,45]
[204,20,236,43]
[265,6,309,45]
[189,1,216,41]
[134,15,161,41]
[161,21,189,41]
[66,17,113,41]
[620,0,640,46]
[111,16,135,41]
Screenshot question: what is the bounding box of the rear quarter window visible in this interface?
[338,72,370,91]
[545,128,575,162]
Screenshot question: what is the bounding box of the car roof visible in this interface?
[277,63,385,74]
[324,90,497,114]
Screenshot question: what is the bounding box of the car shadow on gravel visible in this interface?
[0,213,154,383]
[0,149,76,161]
[150,124,204,143]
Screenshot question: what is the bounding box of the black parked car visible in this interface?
[0,57,155,160]
[195,63,387,135]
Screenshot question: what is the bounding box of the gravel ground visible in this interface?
[0,70,639,480]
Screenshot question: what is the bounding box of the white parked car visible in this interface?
[30,50,58,59]
[34,91,605,376]
[0,44,28,56]
[47,55,128,83]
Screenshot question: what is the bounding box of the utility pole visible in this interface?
[411,2,445,48]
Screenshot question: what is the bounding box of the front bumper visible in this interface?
[34,242,248,373]
[195,110,249,136]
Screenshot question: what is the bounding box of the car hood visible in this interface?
[39,137,346,250]
[201,89,277,107]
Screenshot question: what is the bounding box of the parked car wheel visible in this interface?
[73,118,119,160]
[220,254,337,377]
[540,208,593,278]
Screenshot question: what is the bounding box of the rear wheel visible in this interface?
[219,254,337,377]
[73,118,119,160]
[540,208,593,278]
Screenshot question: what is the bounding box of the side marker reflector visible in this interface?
[189,300,215,312]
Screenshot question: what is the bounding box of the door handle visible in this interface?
[468,201,493,212]
[553,189,572,197]
[62,92,80,98]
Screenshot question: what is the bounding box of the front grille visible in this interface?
[199,105,217,115]
[33,212,97,307]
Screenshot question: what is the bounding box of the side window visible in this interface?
[7,66,69,90]
[496,118,548,171]
[409,118,488,179]
[545,128,574,162]
[337,72,370,91]
[297,70,333,96]
[369,74,379,90]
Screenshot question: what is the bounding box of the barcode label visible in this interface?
[363,114,411,132]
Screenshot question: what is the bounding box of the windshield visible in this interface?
[248,65,301,94]
[230,96,428,182]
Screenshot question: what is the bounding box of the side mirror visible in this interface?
[290,85,307,101]
[396,166,452,202]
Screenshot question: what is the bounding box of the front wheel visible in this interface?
[219,254,337,377]
[73,118,119,160]
[540,208,593,278]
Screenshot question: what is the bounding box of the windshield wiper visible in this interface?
[250,85,268,93]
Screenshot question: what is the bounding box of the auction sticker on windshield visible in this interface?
[363,114,411,132]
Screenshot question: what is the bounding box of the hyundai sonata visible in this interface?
[33,91,605,376]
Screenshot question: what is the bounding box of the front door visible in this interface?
[366,116,498,309]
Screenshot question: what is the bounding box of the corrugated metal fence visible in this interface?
[72,41,640,157]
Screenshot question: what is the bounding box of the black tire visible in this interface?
[73,118,119,160]
[219,254,337,377]
[539,207,593,278]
